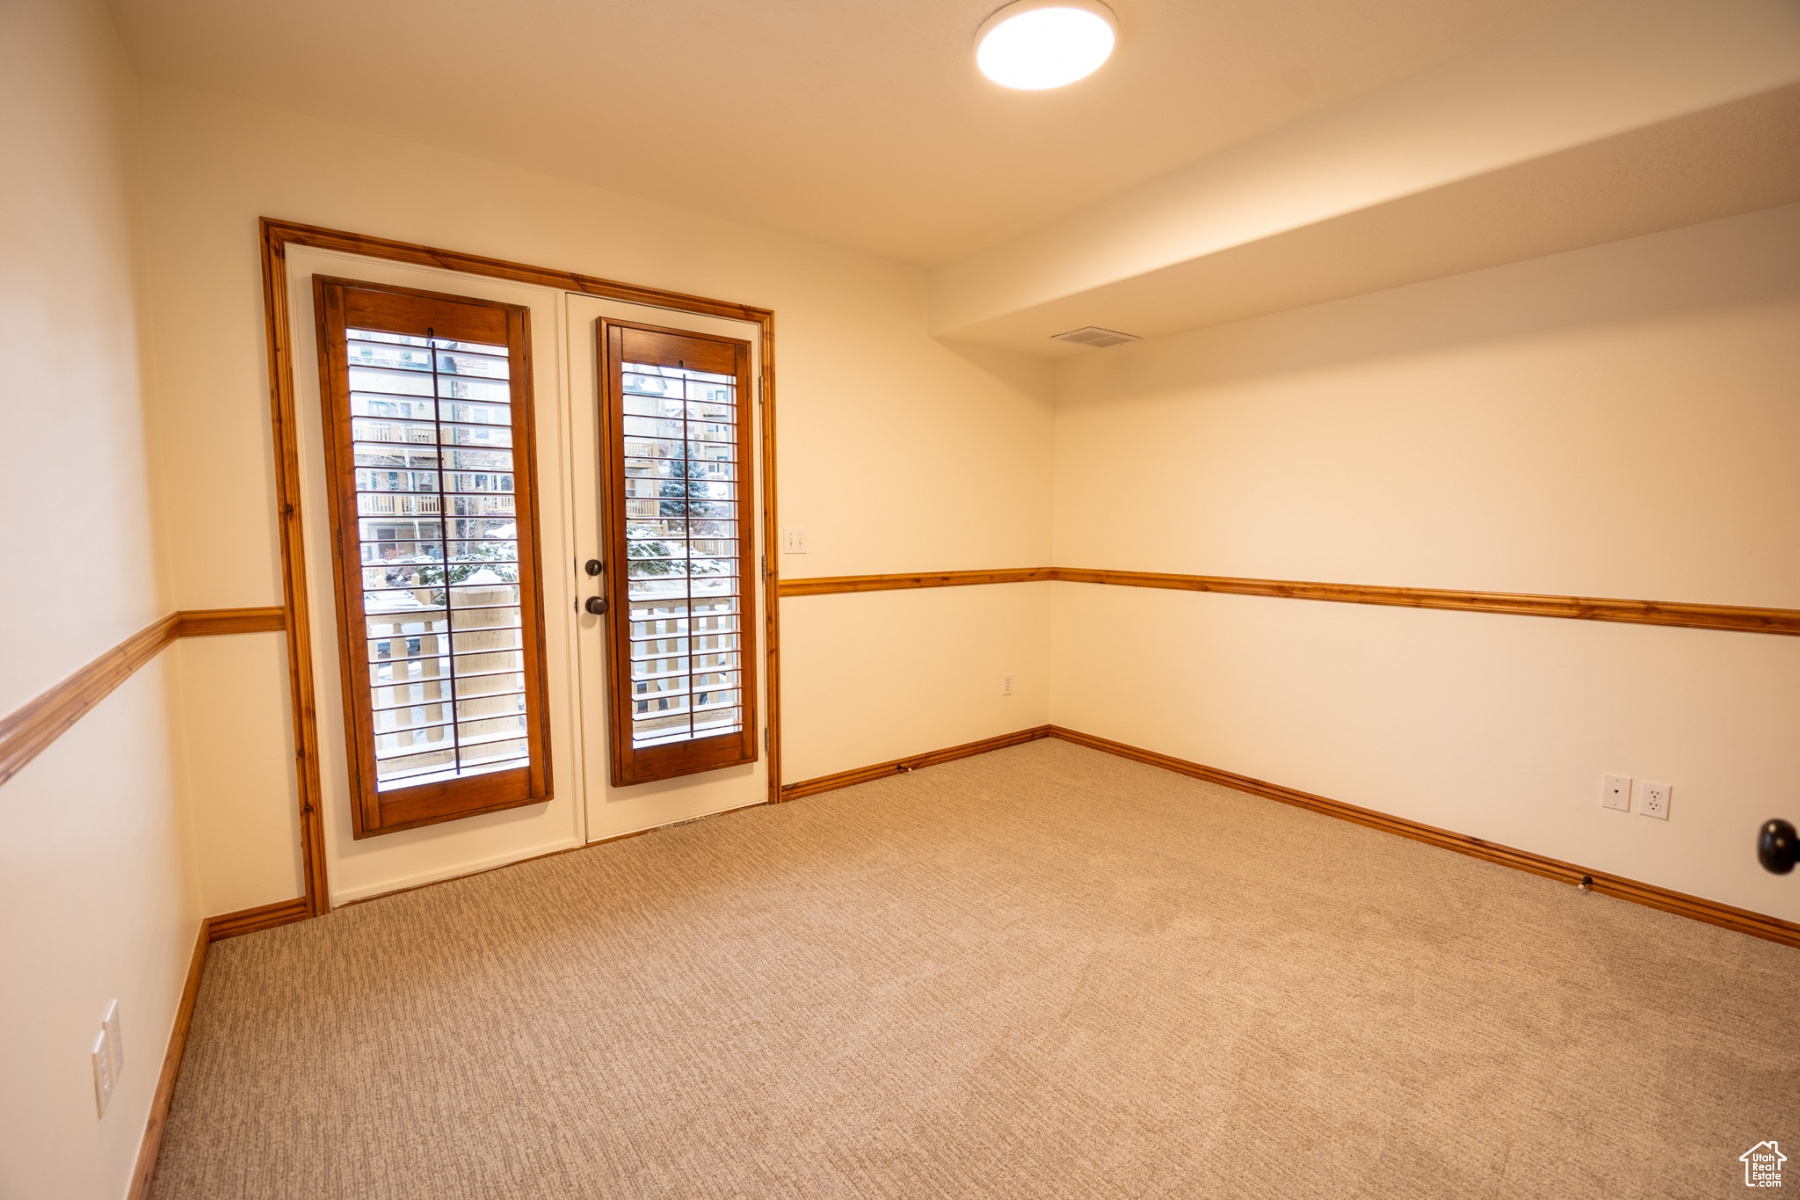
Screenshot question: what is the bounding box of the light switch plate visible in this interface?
[103,1000,123,1083]
[1602,774,1632,812]
[1637,780,1671,820]
[781,526,807,554]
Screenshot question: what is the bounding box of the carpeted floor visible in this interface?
[151,740,1799,1199]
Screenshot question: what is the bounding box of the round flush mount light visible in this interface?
[976,0,1118,90]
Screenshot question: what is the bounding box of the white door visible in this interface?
[563,294,769,842]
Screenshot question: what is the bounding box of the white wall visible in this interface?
[0,2,201,1197]
[1050,204,1800,922]
[132,80,1054,904]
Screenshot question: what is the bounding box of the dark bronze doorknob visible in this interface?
[1759,818,1797,875]
[585,596,608,615]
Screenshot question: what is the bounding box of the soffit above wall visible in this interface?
[928,0,1800,356]
[105,0,1582,266]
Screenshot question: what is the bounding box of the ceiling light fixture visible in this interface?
[976,0,1118,91]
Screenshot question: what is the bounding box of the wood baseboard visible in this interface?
[205,897,311,942]
[780,725,1055,800]
[126,923,206,1200]
[1045,726,1800,950]
[126,897,311,1199]
[773,722,1797,949]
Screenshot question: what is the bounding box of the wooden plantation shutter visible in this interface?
[314,277,552,837]
[598,320,758,786]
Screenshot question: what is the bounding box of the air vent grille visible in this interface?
[1052,326,1140,348]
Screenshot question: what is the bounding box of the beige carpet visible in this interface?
[152,740,1799,1199]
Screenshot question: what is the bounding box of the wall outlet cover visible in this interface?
[1602,773,1632,812]
[92,1031,112,1117]
[1002,673,1013,696]
[1636,779,1672,820]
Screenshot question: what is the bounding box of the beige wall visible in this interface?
[132,80,1054,906]
[782,584,1052,783]
[1049,204,1800,922]
[0,2,201,1197]
[6,8,1794,1190]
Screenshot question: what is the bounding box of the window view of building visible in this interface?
[619,361,743,748]
[346,329,531,788]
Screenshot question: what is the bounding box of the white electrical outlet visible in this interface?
[1002,674,1013,696]
[92,1030,112,1117]
[781,526,807,554]
[1601,774,1632,812]
[1637,780,1672,820]
[90,1000,123,1117]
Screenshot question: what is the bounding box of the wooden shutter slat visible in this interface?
[599,319,758,787]
[315,276,553,837]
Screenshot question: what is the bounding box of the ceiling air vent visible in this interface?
[1052,326,1140,348]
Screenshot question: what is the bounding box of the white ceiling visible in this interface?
[106,0,1584,266]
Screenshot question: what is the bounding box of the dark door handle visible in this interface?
[1759,819,1797,874]
[585,596,608,616]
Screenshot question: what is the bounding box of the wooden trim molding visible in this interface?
[204,896,312,942]
[174,606,287,637]
[780,725,1054,799]
[1049,568,1800,636]
[776,566,1800,637]
[777,567,1052,597]
[1043,726,1800,950]
[0,607,288,791]
[0,614,178,790]
[127,897,312,1200]
[260,224,332,916]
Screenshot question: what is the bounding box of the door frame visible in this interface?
[259,218,782,916]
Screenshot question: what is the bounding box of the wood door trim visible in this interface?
[0,607,287,792]
[259,218,785,913]
[261,223,333,916]
[775,566,1800,636]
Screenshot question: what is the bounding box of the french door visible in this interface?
[564,295,769,841]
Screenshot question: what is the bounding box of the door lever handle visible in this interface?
[585,596,608,616]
